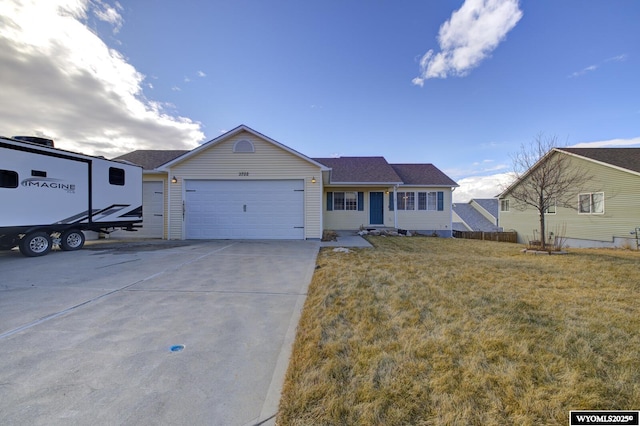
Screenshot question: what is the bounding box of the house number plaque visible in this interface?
[238,172,249,176]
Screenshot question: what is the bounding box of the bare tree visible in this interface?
[506,134,592,250]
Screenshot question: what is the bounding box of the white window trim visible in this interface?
[500,199,510,212]
[544,198,556,215]
[578,192,605,215]
[397,191,415,211]
[233,139,255,153]
[333,191,358,211]
[417,191,438,211]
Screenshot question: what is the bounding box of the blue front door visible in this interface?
[369,192,384,225]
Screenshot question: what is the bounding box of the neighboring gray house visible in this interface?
[453,199,501,232]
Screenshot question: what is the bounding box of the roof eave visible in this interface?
[326,181,404,186]
[158,124,329,171]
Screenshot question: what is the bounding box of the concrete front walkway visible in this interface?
[0,240,319,426]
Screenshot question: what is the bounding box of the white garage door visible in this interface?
[185,180,304,239]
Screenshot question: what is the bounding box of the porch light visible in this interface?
[171,176,178,183]
[311,177,316,184]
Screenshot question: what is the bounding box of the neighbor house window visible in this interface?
[418,192,439,211]
[397,192,415,210]
[500,199,510,212]
[545,198,556,214]
[333,191,357,211]
[109,167,125,186]
[0,169,18,188]
[579,192,604,214]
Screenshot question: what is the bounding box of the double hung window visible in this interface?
[333,191,358,211]
[396,192,415,210]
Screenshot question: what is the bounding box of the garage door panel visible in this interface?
[185,180,304,239]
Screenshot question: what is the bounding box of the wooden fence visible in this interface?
[453,230,517,243]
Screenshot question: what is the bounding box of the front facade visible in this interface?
[314,159,457,236]
[116,125,458,240]
[499,148,640,248]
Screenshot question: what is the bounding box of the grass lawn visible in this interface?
[277,237,640,425]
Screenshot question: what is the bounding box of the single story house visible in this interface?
[115,125,458,240]
[498,147,640,248]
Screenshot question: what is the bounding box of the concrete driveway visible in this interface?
[0,239,319,426]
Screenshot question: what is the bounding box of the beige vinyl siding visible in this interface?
[322,187,454,233]
[323,187,395,230]
[500,154,640,244]
[166,131,322,240]
[143,173,168,239]
[395,187,453,233]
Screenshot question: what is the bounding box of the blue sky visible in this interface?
[1,0,639,201]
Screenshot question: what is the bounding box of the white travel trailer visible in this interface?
[0,136,142,256]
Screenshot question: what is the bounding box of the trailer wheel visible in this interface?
[60,229,85,251]
[19,232,52,257]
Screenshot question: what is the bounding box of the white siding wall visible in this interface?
[395,187,453,234]
[166,131,323,240]
[323,186,454,234]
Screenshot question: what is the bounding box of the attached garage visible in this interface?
[185,180,304,239]
[156,125,326,241]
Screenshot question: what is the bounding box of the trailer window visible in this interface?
[0,170,18,188]
[109,167,125,186]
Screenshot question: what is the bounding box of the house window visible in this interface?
[545,198,556,214]
[0,169,18,188]
[233,139,255,153]
[418,192,438,211]
[109,167,125,186]
[334,191,357,211]
[500,199,510,212]
[397,192,415,210]
[579,192,604,214]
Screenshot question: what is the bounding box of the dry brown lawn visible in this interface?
[277,237,640,425]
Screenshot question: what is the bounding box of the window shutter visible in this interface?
[388,192,394,211]
[357,192,364,211]
[437,191,444,211]
[327,192,333,211]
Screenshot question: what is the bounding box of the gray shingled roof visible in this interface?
[472,198,499,219]
[391,164,458,186]
[559,148,640,174]
[314,157,403,183]
[453,203,501,232]
[113,150,189,170]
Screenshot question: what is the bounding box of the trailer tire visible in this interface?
[19,232,53,257]
[60,229,85,251]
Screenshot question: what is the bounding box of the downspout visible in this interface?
[449,186,455,237]
[166,169,171,240]
[393,185,398,229]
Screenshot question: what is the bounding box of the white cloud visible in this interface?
[197,70,206,77]
[92,0,123,33]
[453,172,515,203]
[569,53,628,78]
[570,137,640,148]
[413,0,522,86]
[0,0,204,158]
